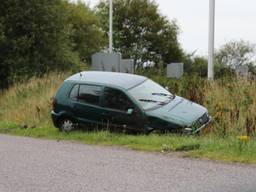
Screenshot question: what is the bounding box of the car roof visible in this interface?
[65,71,147,90]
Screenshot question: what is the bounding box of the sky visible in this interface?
[77,0,256,56]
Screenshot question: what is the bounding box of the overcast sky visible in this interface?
[79,0,256,56]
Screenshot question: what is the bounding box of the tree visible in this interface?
[0,0,80,88]
[183,54,208,77]
[183,53,235,78]
[0,0,105,89]
[215,40,256,68]
[96,0,183,68]
[64,1,106,64]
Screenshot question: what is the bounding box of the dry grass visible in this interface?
[0,72,70,127]
[203,78,256,136]
[1,72,256,163]
[146,74,256,137]
[1,71,256,137]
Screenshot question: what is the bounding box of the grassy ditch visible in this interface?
[1,122,256,164]
[0,71,256,164]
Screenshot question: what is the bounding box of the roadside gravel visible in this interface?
[0,134,256,192]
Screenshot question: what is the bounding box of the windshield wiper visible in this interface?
[152,93,175,99]
[139,99,158,103]
[139,99,168,106]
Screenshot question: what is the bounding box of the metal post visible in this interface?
[208,0,215,80]
[109,0,113,53]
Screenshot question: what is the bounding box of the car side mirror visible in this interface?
[165,86,169,91]
[127,108,134,115]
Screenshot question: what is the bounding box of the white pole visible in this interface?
[109,0,113,53]
[208,0,215,80]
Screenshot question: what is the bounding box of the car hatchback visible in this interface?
[51,71,211,134]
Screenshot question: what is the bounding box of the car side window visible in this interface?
[104,87,134,111]
[69,84,79,101]
[78,84,102,106]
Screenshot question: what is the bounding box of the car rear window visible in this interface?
[78,84,102,105]
[69,84,79,100]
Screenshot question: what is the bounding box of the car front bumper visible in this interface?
[184,116,212,135]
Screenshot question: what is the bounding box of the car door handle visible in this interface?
[101,112,109,116]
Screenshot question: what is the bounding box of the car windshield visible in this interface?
[128,79,174,110]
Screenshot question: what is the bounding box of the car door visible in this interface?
[69,84,104,124]
[101,87,145,132]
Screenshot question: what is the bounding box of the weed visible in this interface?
[1,71,256,163]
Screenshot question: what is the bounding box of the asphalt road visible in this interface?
[0,134,256,192]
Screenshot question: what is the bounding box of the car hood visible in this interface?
[145,96,207,126]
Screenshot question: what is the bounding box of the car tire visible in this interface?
[58,118,75,132]
[145,128,154,135]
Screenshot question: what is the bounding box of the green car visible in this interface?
[51,71,211,134]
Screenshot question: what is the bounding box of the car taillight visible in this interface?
[52,98,57,111]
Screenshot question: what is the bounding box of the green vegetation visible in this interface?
[1,122,256,164]
[141,69,256,137]
[182,40,256,79]
[215,40,256,68]
[1,0,256,164]
[96,0,183,68]
[65,1,106,63]
[0,0,185,89]
[0,0,105,89]
[1,72,256,164]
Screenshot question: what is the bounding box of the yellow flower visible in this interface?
[237,136,250,142]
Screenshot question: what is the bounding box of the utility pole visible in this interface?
[109,0,113,53]
[208,0,215,80]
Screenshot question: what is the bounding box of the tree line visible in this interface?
[0,0,106,89]
[0,0,185,89]
[0,0,255,89]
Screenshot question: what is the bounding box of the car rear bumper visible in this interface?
[51,111,60,128]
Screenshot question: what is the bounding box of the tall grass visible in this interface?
[0,72,70,127]
[1,71,256,163]
[140,70,256,137]
[0,70,256,137]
